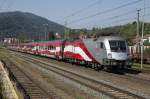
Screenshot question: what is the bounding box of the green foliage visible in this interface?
[1,11,150,44]
[17,33,28,39]
[79,28,87,36]
[68,21,150,44]
[92,22,150,44]
[69,29,79,38]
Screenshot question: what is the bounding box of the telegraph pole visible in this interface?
[136,9,140,44]
[64,21,67,39]
[141,0,145,69]
[141,21,144,69]
[136,9,141,64]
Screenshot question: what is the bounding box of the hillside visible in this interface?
[0,11,65,40]
[95,22,150,44]
[0,11,149,43]
[68,22,150,45]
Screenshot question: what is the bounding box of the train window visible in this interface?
[50,46,55,50]
[48,46,50,50]
[109,40,126,52]
[45,46,48,50]
[100,42,104,49]
[53,46,56,50]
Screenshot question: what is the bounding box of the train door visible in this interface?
[95,41,107,63]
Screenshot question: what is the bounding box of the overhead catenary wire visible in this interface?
[97,8,150,27]
[73,17,136,29]
[103,17,137,27]
[101,6,150,22]
[98,12,150,28]
[0,0,16,11]
[70,6,150,29]
[68,0,142,25]
[5,0,16,11]
[57,0,103,22]
[70,9,136,28]
[72,11,150,29]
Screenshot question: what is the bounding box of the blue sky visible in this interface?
[0,0,149,29]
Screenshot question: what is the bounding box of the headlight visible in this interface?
[112,61,117,65]
[107,53,112,59]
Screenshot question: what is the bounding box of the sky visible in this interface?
[0,0,149,29]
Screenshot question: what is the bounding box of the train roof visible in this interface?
[97,36,125,41]
[82,36,125,42]
[14,39,65,46]
[34,40,65,46]
[15,36,125,46]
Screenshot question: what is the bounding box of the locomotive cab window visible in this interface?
[109,40,126,52]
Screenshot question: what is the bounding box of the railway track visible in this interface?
[100,68,150,86]
[14,51,150,86]
[12,51,147,99]
[2,58,59,99]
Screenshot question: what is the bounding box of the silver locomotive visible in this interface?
[83,36,132,69]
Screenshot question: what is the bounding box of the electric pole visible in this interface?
[141,0,145,69]
[136,9,140,44]
[64,21,68,39]
[136,9,141,60]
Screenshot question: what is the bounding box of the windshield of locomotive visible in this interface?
[109,40,126,52]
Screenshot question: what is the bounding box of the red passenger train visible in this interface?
[10,36,132,70]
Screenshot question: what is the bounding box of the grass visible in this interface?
[133,63,150,73]
[133,63,150,69]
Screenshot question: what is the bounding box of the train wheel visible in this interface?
[84,61,88,68]
[94,64,102,71]
[121,65,125,70]
[97,65,104,70]
[91,63,95,69]
[93,63,98,70]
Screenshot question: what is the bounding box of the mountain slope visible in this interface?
[0,11,65,40]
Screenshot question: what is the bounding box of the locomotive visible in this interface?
[9,36,132,70]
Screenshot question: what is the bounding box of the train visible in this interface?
[9,36,132,70]
[129,45,150,64]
